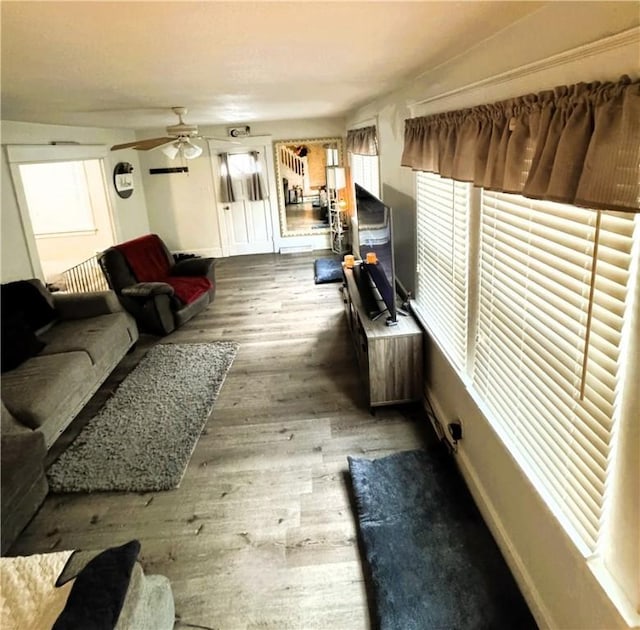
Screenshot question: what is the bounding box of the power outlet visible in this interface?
[448,421,463,442]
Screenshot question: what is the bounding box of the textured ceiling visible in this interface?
[1,1,547,129]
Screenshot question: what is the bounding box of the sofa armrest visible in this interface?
[1,400,30,435]
[171,257,215,277]
[52,291,123,320]
[121,282,175,298]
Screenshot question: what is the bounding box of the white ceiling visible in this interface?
[1,1,547,130]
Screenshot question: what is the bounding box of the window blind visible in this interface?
[473,190,636,554]
[415,172,470,370]
[349,153,380,198]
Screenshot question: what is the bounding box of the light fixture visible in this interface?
[161,139,203,160]
[161,142,180,160]
[182,140,203,159]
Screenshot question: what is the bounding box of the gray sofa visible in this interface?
[1,279,138,553]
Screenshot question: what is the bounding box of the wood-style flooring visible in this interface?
[10,251,435,630]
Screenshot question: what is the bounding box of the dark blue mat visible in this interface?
[314,257,342,284]
[348,449,537,630]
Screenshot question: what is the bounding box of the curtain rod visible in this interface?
[347,116,377,130]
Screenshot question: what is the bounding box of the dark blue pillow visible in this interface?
[314,258,343,284]
[53,540,141,630]
[0,280,57,332]
[0,312,45,372]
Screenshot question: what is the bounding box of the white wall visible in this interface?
[346,3,640,629]
[1,120,150,282]
[138,116,345,256]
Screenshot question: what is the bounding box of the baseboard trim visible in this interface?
[174,247,223,258]
[424,390,553,630]
[279,245,314,254]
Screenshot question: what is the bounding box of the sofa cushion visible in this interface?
[1,352,94,430]
[165,276,212,305]
[38,312,134,366]
[1,312,46,373]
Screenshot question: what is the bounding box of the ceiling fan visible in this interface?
[110,107,232,159]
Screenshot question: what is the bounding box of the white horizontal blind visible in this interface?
[473,190,636,554]
[350,153,380,198]
[415,172,470,369]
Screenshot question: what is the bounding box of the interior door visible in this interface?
[213,147,275,256]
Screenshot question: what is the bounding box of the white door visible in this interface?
[212,147,276,256]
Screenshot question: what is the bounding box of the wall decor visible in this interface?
[273,137,344,237]
[113,162,134,198]
[149,167,189,174]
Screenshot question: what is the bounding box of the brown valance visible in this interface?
[401,76,640,212]
[346,125,379,156]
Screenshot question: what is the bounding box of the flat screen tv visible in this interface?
[355,183,397,325]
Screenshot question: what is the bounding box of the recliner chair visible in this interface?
[99,234,216,335]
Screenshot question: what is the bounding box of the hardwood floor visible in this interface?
[11,251,435,630]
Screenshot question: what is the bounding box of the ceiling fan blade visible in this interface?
[111,137,175,151]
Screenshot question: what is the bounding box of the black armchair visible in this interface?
[99,234,216,335]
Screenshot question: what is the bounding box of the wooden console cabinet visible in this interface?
[342,265,423,407]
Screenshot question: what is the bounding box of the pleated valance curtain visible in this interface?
[401,75,640,212]
[346,125,379,156]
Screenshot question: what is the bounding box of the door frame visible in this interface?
[5,144,120,280]
[208,135,278,257]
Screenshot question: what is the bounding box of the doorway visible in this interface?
[17,159,115,286]
[6,144,118,289]
[211,145,276,257]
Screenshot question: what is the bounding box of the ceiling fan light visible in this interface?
[161,142,180,160]
[182,141,203,160]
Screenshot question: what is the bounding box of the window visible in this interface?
[475,191,636,554]
[18,161,97,235]
[414,172,470,370]
[349,153,380,198]
[415,178,639,559]
[219,151,267,201]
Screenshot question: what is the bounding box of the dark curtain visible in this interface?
[218,153,237,203]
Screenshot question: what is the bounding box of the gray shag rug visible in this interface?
[47,342,238,493]
[348,449,537,630]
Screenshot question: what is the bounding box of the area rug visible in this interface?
[314,257,343,284]
[348,449,537,630]
[47,342,238,493]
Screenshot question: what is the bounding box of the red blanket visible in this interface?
[115,235,211,304]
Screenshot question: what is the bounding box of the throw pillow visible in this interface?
[0,280,57,332]
[53,540,141,630]
[0,312,46,373]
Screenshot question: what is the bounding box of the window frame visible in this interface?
[5,144,117,280]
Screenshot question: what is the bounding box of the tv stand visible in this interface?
[342,266,423,407]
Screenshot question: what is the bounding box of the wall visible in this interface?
[138,116,345,256]
[1,120,150,282]
[346,3,640,629]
